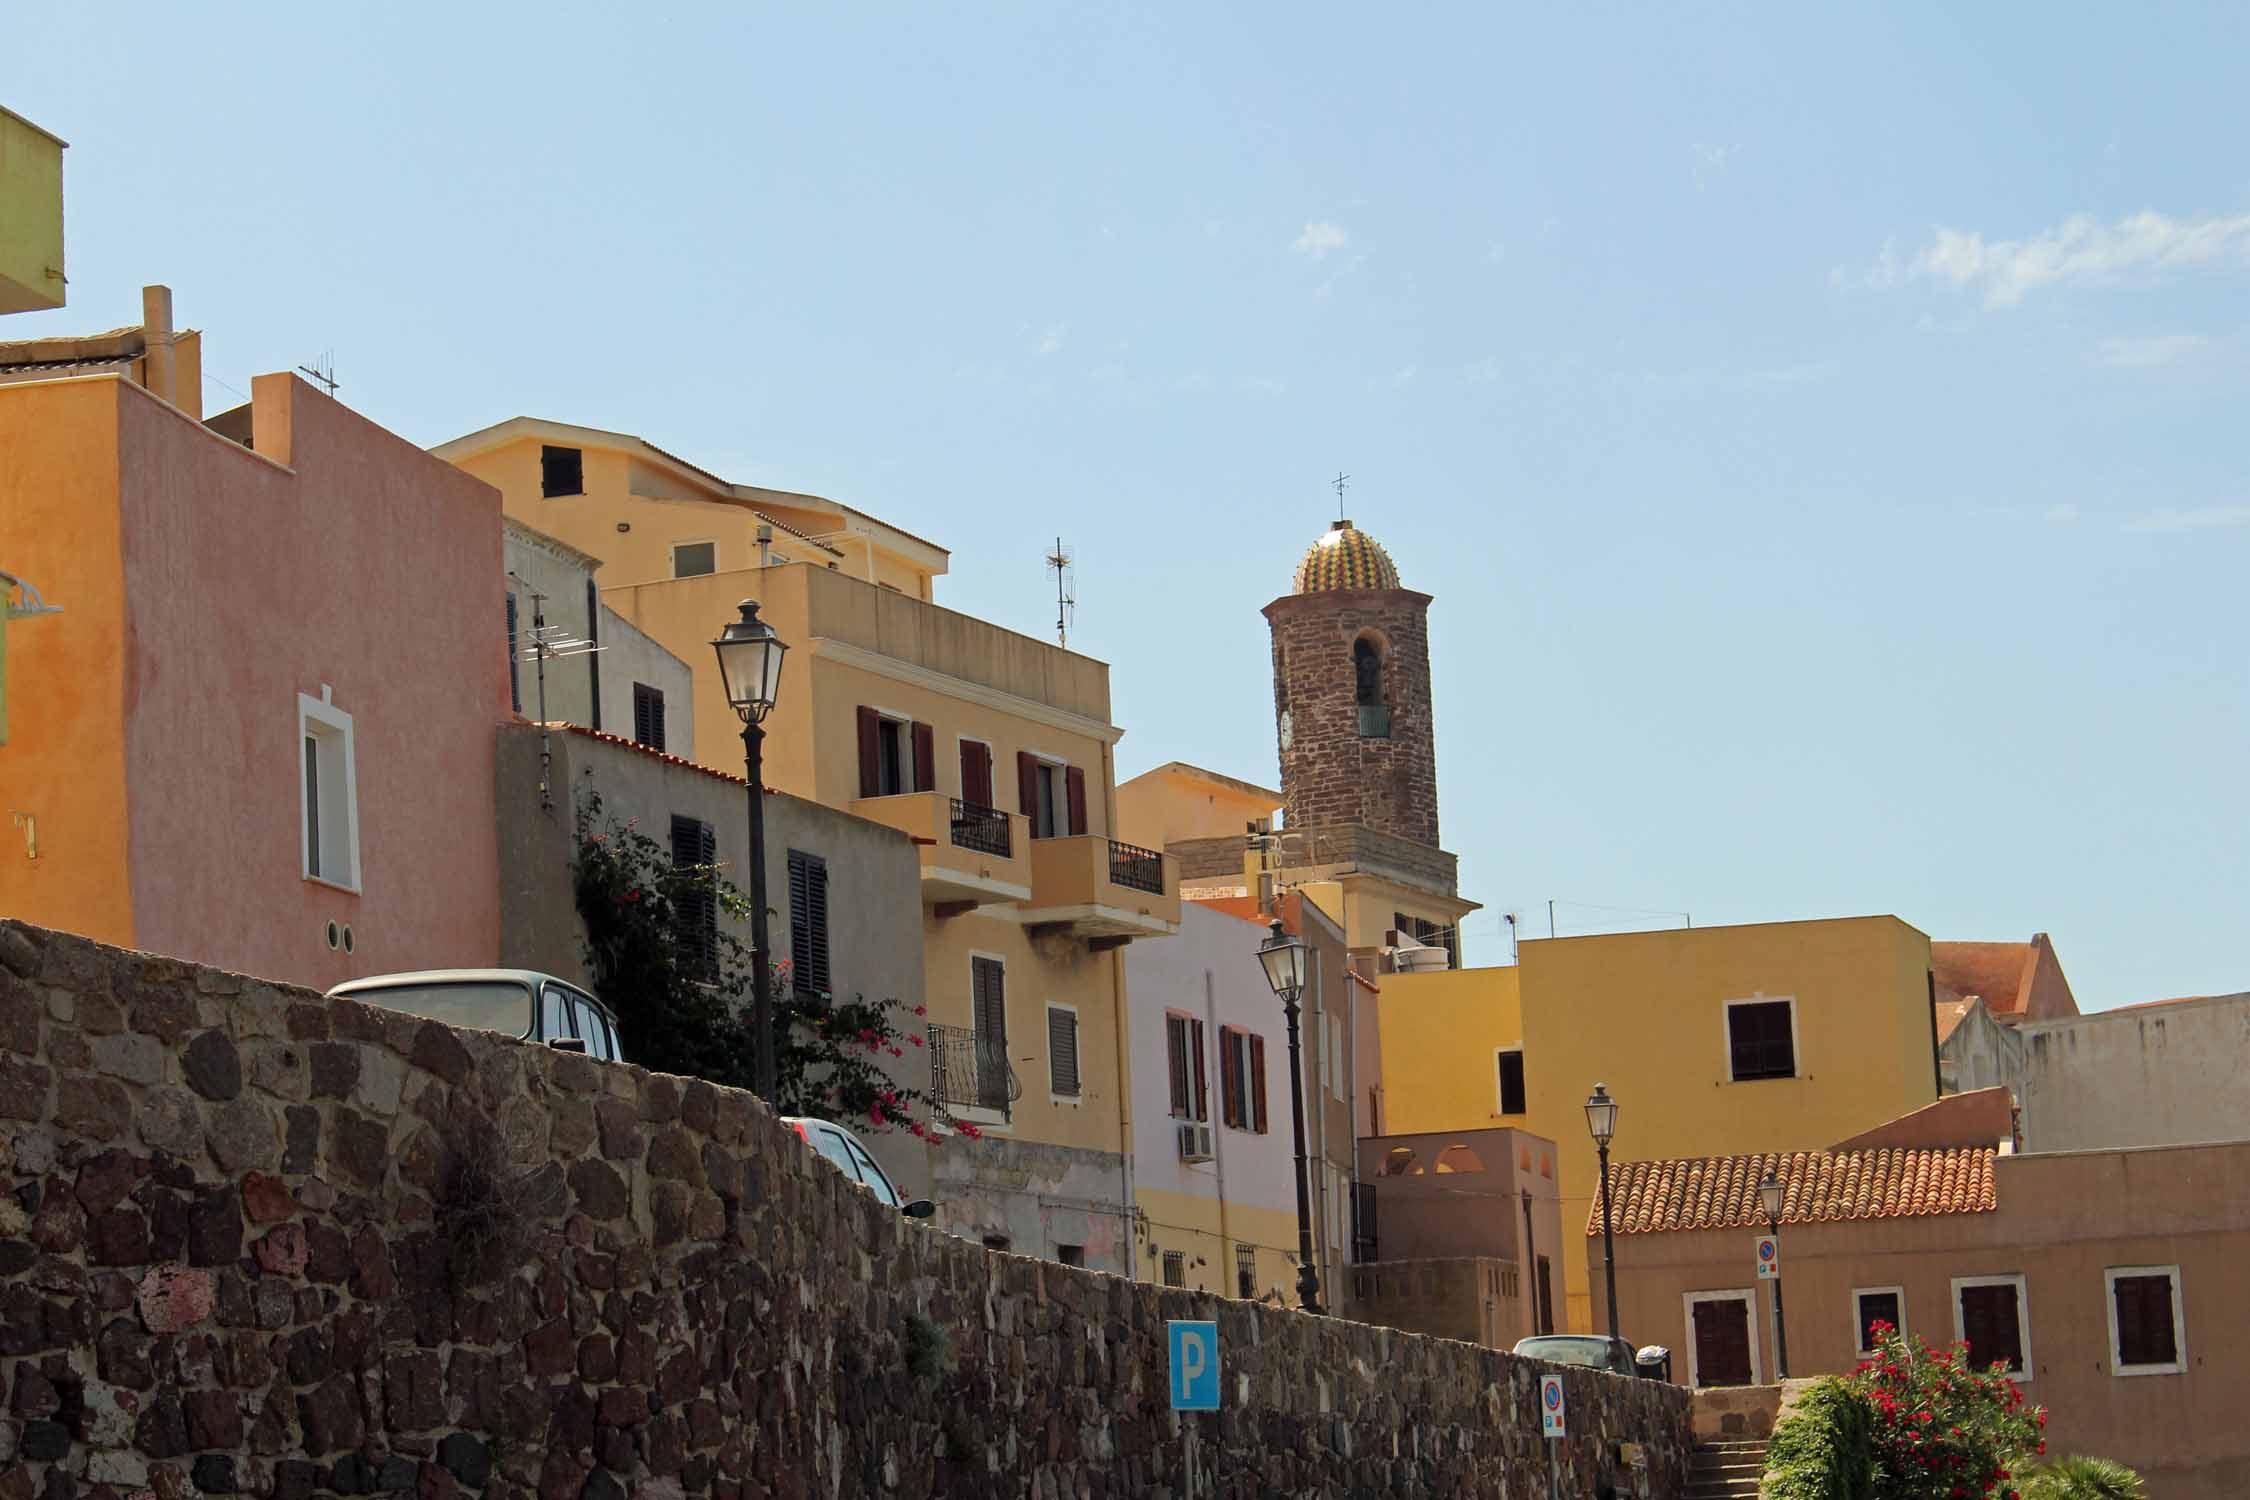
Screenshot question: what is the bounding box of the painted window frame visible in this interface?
[1495,1044,1527,1116]
[1682,1288,1763,1389]
[861,704,917,798]
[1851,1285,1907,1355]
[1045,1001,1082,1104]
[1024,749,1071,840]
[953,733,997,807]
[1951,1274,2034,1382]
[298,692,362,893]
[2104,1264,2186,1377]
[1723,994,1801,1083]
[670,538,719,579]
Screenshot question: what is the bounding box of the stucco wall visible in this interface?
[2017,995,2250,1153]
[502,521,693,749]
[1939,999,2024,1098]
[0,919,1698,1497]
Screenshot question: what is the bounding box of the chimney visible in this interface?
[140,285,176,407]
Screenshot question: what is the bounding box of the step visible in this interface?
[1683,1486,1761,1500]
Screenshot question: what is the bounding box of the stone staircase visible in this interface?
[1682,1437,1767,1499]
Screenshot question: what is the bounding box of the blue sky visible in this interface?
[10,5,2245,1008]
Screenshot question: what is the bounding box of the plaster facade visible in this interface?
[501,518,693,748]
[2016,994,2250,1153]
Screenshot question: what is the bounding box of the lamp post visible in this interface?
[712,600,788,1101]
[1760,1172,1791,1380]
[1256,919,1322,1313]
[1584,1082,1621,1339]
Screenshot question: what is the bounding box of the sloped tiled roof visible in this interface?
[1588,1148,1996,1236]
[1932,934,2078,1023]
[1933,997,1975,1043]
[1831,1088,2014,1154]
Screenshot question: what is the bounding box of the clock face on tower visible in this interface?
[1278,710,1293,752]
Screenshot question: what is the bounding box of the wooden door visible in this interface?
[1692,1297,1754,1387]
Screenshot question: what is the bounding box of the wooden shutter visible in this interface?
[1017,751,1039,817]
[670,816,716,977]
[1165,1016,1190,1117]
[1047,1008,1080,1097]
[857,707,881,798]
[1190,1018,1208,1122]
[910,721,935,793]
[1065,765,1088,836]
[1249,1033,1268,1133]
[971,958,1007,1048]
[1218,1029,1242,1128]
[504,595,521,714]
[2114,1276,2175,1366]
[787,851,830,996]
[1961,1285,2022,1372]
[960,741,993,807]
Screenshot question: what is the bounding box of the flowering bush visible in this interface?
[1854,1322,2045,1500]
[572,788,954,1138]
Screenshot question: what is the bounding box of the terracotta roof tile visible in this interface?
[1588,1147,1996,1236]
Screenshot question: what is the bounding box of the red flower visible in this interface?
[909,1035,924,1048]
[913,1004,927,1016]
[958,1121,982,1139]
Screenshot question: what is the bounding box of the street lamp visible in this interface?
[1585,1082,1621,1339]
[712,600,789,1101]
[1256,919,1322,1314]
[1759,1171,1790,1380]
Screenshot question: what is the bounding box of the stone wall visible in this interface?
[0,921,1692,1498]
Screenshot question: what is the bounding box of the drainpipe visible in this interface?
[1308,943,1330,1286]
[1343,963,1359,1273]
[1110,946,1134,1278]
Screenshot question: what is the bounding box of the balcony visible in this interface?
[928,1022,1018,1122]
[1016,835,1181,944]
[848,792,1031,912]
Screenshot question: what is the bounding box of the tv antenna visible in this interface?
[297,350,339,397]
[1333,471,1350,519]
[1045,537,1075,649]
[508,573,605,809]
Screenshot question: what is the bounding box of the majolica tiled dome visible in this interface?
[1292,519,1400,594]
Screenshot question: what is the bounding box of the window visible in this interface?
[2106,1266,2184,1376]
[1219,1028,1248,1128]
[1353,637,1389,737]
[957,739,995,808]
[787,851,830,997]
[671,541,716,579]
[505,594,521,714]
[1952,1276,2031,1379]
[299,694,361,891]
[1236,1246,1255,1299]
[1057,1244,1086,1268]
[1162,1251,1185,1288]
[1047,1006,1080,1098]
[1726,997,1798,1081]
[540,445,583,498]
[1165,1014,1208,1121]
[1016,753,1084,839]
[981,1234,1011,1252]
[632,683,666,752]
[842,1136,900,1207]
[1415,916,1458,969]
[669,816,718,979]
[1853,1287,1905,1354]
[971,957,1009,1111]
[1496,1049,1526,1115]
[857,708,930,797]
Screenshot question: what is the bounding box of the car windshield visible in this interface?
[345,981,530,1037]
[1514,1336,1626,1371]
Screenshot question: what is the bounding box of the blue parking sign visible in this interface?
[1168,1320,1219,1411]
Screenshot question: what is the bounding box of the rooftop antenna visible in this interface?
[296,350,339,397]
[1045,537,1075,649]
[1333,471,1350,520]
[508,572,604,810]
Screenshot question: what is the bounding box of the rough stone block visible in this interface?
[205,1098,280,1173]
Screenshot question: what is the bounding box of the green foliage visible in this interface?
[2017,1456,2146,1500]
[902,1310,953,1382]
[572,786,953,1137]
[1764,1378,1877,1500]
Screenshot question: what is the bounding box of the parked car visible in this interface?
[1510,1334,1673,1381]
[781,1116,936,1220]
[327,969,623,1062]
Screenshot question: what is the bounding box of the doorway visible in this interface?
[1684,1289,1760,1388]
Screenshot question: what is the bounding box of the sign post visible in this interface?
[1168,1320,1219,1412]
[1755,1235,1779,1280]
[1539,1373,1566,1438]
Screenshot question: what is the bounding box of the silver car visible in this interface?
[327,969,624,1063]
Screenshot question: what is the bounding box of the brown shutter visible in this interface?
[961,741,993,807]
[1190,1018,1208,1122]
[856,707,881,798]
[1165,1016,1190,1117]
[1218,1029,1241,1128]
[1250,1033,1269,1133]
[1065,765,1088,836]
[911,721,935,793]
[1017,751,1039,817]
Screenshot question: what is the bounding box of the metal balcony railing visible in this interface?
[927,1022,1019,1119]
[1107,838,1164,894]
[949,798,1011,858]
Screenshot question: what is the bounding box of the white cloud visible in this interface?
[1292,221,1350,261]
[2090,333,2211,369]
[1035,323,1066,357]
[1691,142,1732,190]
[2124,503,2250,533]
[1861,210,2250,308]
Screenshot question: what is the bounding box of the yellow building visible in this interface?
[0,106,65,315]
[436,418,1179,1271]
[1379,916,1941,1334]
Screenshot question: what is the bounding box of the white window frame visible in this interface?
[861,704,917,797]
[1951,1274,2034,1383]
[1852,1285,1907,1355]
[1045,1001,1082,1105]
[1682,1288,1763,1388]
[2104,1265,2186,1377]
[1494,1043,1526,1116]
[1024,749,1071,839]
[1722,994,1801,1083]
[297,691,361,893]
[670,538,719,578]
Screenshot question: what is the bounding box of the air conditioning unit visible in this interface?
[1177,1122,1214,1163]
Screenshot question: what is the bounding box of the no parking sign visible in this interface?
[1756,1235,1780,1280]
[1540,1373,1566,1437]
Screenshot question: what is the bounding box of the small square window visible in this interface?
[1056,1244,1086,1268]
[2107,1266,2184,1376]
[1236,1246,1256,1299]
[1727,999,1797,1081]
[1161,1251,1185,1288]
[1953,1276,2031,1380]
[540,445,583,498]
[672,541,717,578]
[1854,1287,1904,1353]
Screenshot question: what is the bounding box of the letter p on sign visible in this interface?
[1168,1319,1219,1411]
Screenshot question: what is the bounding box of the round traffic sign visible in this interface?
[1544,1382,1562,1409]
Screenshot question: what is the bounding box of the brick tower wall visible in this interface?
[1264,588,1440,850]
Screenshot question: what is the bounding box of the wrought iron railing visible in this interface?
[927,1022,1019,1119]
[949,798,1011,858]
[1107,838,1164,894]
